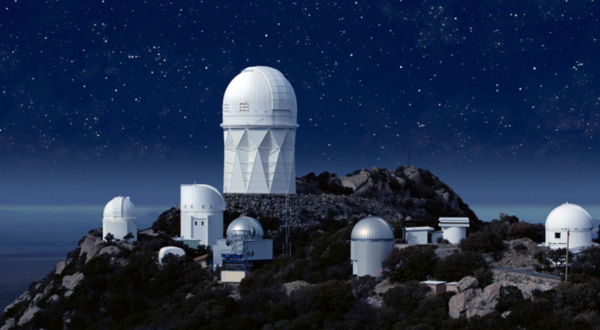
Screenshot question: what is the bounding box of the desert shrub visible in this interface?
[434,251,488,282]
[571,246,600,280]
[383,246,438,282]
[460,231,503,256]
[508,222,545,242]
[383,281,431,313]
[483,219,509,240]
[496,285,524,313]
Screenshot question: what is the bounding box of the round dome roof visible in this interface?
[222,66,297,127]
[351,216,395,241]
[545,203,593,231]
[180,184,225,211]
[103,196,136,220]
[158,246,186,264]
[226,216,264,239]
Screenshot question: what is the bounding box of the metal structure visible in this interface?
[221,66,298,194]
[180,184,225,247]
[350,216,395,277]
[102,196,137,242]
[213,216,273,269]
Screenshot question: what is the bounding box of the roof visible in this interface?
[545,203,593,231]
[227,216,264,239]
[439,217,470,228]
[103,196,136,220]
[351,216,395,241]
[405,226,435,232]
[180,184,225,211]
[222,66,297,127]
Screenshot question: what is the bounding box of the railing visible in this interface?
[490,266,562,280]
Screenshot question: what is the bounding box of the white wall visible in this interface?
[351,240,395,277]
[406,230,430,244]
[442,227,466,244]
[545,229,592,249]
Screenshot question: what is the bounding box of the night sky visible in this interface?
[1,0,599,206]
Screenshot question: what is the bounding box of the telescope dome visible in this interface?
[226,216,264,239]
[351,216,395,241]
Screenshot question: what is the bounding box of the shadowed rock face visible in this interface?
[449,276,502,319]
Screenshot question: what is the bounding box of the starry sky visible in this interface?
[1,0,599,206]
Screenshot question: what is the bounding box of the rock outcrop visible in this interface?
[449,277,502,319]
[80,235,104,262]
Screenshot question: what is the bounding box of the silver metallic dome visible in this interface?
[351,216,394,241]
[226,216,264,239]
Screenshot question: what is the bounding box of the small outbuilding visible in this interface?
[102,196,137,242]
[158,246,186,264]
[350,216,395,277]
[439,217,470,244]
[405,226,440,244]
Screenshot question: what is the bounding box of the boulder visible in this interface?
[32,293,43,304]
[449,281,503,319]
[62,272,85,291]
[283,281,311,296]
[457,276,478,292]
[341,170,370,191]
[0,318,15,330]
[48,294,60,303]
[55,260,67,275]
[185,293,194,299]
[4,291,30,313]
[17,306,41,326]
[98,246,121,256]
[449,287,482,318]
[403,167,423,184]
[80,235,103,262]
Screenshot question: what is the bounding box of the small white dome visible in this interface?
[545,203,593,231]
[351,216,395,241]
[222,66,297,127]
[226,216,264,239]
[158,246,186,264]
[103,196,136,219]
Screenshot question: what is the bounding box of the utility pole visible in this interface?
[565,230,570,284]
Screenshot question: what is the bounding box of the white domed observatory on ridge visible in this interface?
[179,184,225,247]
[351,216,396,277]
[102,196,137,241]
[544,202,596,253]
[221,66,298,194]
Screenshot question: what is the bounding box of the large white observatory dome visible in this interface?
[222,66,297,127]
[351,216,395,241]
[351,216,395,277]
[103,196,136,220]
[102,196,137,242]
[180,184,225,212]
[226,216,264,239]
[545,203,593,249]
[545,203,593,231]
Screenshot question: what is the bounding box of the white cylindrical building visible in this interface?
[351,216,395,277]
[213,216,273,267]
[221,66,298,194]
[158,246,186,264]
[545,203,593,249]
[180,184,225,247]
[103,196,137,241]
[439,217,470,244]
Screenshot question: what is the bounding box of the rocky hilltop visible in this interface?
[225,166,480,233]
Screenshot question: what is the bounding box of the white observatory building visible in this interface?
[180,184,225,247]
[351,216,395,277]
[439,217,470,244]
[545,203,595,251]
[158,246,186,264]
[102,196,137,241]
[214,216,273,282]
[221,66,298,194]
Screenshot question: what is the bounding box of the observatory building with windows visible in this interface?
[179,184,225,248]
[350,216,395,277]
[102,196,137,241]
[544,203,596,253]
[221,66,298,194]
[213,216,273,282]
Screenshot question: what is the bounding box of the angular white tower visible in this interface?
[103,196,137,241]
[180,184,225,247]
[221,66,298,194]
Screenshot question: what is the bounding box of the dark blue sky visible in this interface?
[1,1,599,206]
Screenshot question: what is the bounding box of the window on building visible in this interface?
[223,103,230,112]
[195,221,197,226]
[555,232,561,239]
[240,102,249,112]
[201,221,204,226]
[202,205,205,209]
